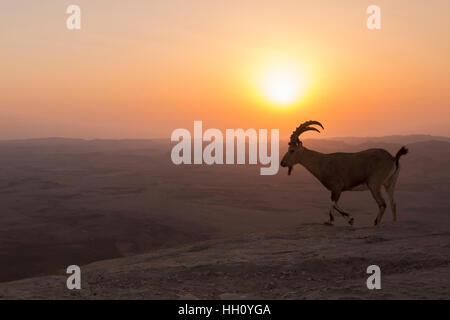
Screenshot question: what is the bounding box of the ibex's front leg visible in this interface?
[334,203,354,225]
[328,191,354,226]
[324,203,335,225]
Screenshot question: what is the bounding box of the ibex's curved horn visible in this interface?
[289,120,324,145]
[305,120,324,130]
[302,127,321,134]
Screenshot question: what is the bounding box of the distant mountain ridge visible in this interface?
[1,134,449,146]
[313,134,450,145]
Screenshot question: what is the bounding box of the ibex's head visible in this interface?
[280,120,324,175]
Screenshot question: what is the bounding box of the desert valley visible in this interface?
[0,135,448,299]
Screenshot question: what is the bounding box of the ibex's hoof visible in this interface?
[374,219,379,226]
[348,218,354,226]
[323,221,334,226]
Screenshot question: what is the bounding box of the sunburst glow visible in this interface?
[259,61,308,107]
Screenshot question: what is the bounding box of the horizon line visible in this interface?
[0,133,449,142]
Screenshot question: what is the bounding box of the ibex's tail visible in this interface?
[395,146,408,167]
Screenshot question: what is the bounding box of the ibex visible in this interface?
[280,121,408,226]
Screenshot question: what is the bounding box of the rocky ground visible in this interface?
[1,220,448,299]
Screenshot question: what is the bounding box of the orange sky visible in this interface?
[1,0,449,139]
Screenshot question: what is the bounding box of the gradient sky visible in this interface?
[1,0,449,139]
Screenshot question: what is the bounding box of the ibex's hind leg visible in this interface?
[369,184,387,226]
[384,170,399,221]
[384,187,396,222]
[330,191,354,226]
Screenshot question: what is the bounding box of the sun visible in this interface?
[263,72,301,105]
[258,60,308,107]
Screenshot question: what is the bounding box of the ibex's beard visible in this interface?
[288,166,293,176]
